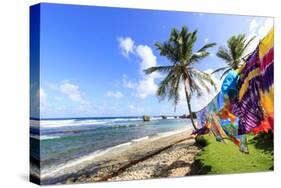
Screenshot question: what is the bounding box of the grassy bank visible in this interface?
[190,133,273,175]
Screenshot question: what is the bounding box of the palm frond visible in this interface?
[156,71,175,99]
[197,42,216,52]
[190,68,218,91]
[216,47,232,62]
[155,42,179,63]
[170,28,179,42]
[144,65,174,75]
[189,51,210,65]
[220,68,232,80]
[211,66,229,74]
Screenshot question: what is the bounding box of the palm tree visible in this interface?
[212,34,255,79]
[144,26,217,130]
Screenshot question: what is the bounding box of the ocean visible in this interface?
[30,116,192,183]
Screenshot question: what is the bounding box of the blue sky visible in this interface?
[30,3,273,118]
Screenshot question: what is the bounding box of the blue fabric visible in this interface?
[196,92,224,128]
[216,91,225,110]
[221,70,239,99]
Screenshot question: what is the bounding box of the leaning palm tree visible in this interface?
[212,34,255,79]
[144,26,217,130]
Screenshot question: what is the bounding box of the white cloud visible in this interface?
[135,77,158,98]
[60,81,88,104]
[54,96,62,101]
[118,37,135,57]
[247,18,273,54]
[122,74,136,89]
[129,105,134,110]
[119,38,161,98]
[106,91,124,98]
[46,82,58,90]
[204,38,209,44]
[60,81,81,101]
[128,104,144,113]
[135,45,157,71]
[134,45,161,98]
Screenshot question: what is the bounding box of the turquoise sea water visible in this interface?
[30,116,191,174]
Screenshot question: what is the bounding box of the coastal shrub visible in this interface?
[195,135,208,147]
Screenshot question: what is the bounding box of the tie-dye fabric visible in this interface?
[194,29,273,153]
[221,70,239,99]
[232,49,265,135]
[258,28,274,134]
[194,92,227,141]
[210,114,227,142]
[232,28,274,135]
[196,92,224,129]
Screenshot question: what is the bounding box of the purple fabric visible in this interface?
[260,63,273,92]
[231,49,264,135]
[192,126,210,135]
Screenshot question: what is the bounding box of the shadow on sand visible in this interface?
[186,136,212,175]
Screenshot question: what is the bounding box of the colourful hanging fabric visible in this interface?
[258,28,274,133]
[218,102,236,124]
[196,108,209,129]
[196,92,224,129]
[221,70,239,99]
[232,28,274,135]
[192,116,211,135]
[194,92,227,141]
[194,83,249,152]
[221,122,240,146]
[232,49,265,135]
[210,114,227,142]
[219,118,249,153]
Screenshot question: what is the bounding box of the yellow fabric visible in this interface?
[206,120,211,129]
[218,103,236,123]
[211,114,228,139]
[239,68,261,100]
[236,62,246,73]
[260,87,274,115]
[258,28,274,116]
[259,28,274,59]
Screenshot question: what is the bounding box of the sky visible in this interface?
[30,3,273,118]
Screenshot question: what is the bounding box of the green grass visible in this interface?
[191,133,273,175]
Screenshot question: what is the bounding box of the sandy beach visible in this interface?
[108,137,200,181]
[61,128,200,184]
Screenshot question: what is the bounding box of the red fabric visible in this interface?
[229,135,240,147]
[252,114,274,134]
[260,47,273,71]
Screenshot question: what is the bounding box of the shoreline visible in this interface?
[35,127,197,185]
[64,128,199,184]
[107,137,200,182]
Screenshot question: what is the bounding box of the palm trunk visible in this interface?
[184,80,198,130]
